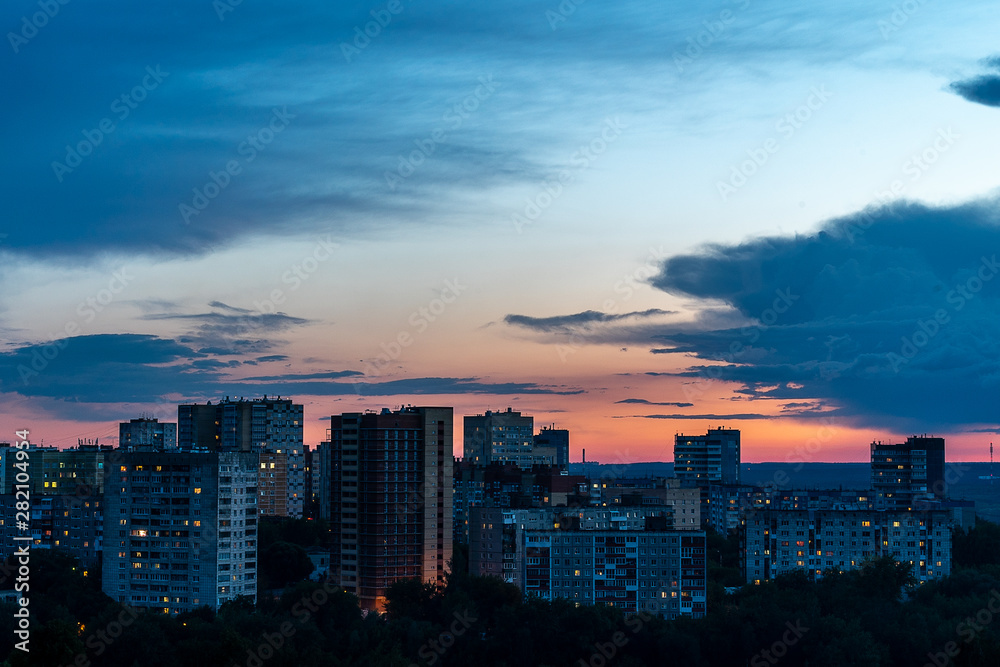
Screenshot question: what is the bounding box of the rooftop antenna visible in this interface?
[980,442,995,483]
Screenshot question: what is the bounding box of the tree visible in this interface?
[954,518,1000,568]
[260,541,314,589]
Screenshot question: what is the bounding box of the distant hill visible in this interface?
[568,461,1000,522]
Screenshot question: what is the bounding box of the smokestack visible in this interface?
[582,448,586,464]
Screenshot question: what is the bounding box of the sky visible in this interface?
[2,0,999,464]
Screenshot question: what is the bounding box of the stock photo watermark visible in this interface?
[923,589,1000,667]
[7,0,71,53]
[340,0,405,62]
[545,0,587,30]
[749,620,809,666]
[717,86,833,202]
[51,66,170,182]
[360,278,467,378]
[179,106,295,224]
[511,117,626,233]
[835,127,958,245]
[673,0,753,73]
[385,75,499,191]
[878,0,930,40]
[555,245,669,362]
[17,268,134,385]
[682,287,800,400]
[887,254,997,372]
[409,609,477,666]
[576,611,653,667]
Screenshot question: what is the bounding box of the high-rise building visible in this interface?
[257,448,288,517]
[674,428,741,485]
[533,426,570,467]
[0,494,104,569]
[304,443,323,520]
[743,507,953,585]
[465,408,556,468]
[327,407,453,611]
[178,397,304,518]
[119,418,177,450]
[0,442,110,496]
[871,436,946,509]
[0,443,106,569]
[101,449,258,614]
[470,507,707,618]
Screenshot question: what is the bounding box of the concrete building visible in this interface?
[0,494,103,569]
[304,443,323,520]
[743,508,954,585]
[0,443,108,569]
[706,484,765,535]
[452,461,587,544]
[674,428,741,485]
[178,397,305,518]
[119,418,177,450]
[101,450,258,613]
[464,408,555,468]
[0,442,110,496]
[470,507,706,618]
[591,477,702,530]
[871,435,946,509]
[533,426,570,467]
[327,406,453,611]
[257,448,288,517]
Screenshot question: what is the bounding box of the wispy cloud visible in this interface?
[505,309,675,334]
[615,398,694,407]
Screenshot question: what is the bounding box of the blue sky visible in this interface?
[2,0,999,459]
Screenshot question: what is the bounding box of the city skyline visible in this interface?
[3,1,1000,464]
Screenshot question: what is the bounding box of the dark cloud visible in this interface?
[1,0,912,259]
[615,398,695,407]
[255,355,289,362]
[950,56,1000,108]
[239,371,364,382]
[644,198,1000,432]
[619,413,772,420]
[142,302,312,355]
[0,334,582,416]
[505,309,675,334]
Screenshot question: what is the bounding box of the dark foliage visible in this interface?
[5,523,1000,665]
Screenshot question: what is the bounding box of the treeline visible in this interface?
[1,520,999,666]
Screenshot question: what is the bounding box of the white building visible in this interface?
[102,450,258,613]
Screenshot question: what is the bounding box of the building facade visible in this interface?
[470,507,706,618]
[743,508,953,585]
[533,427,570,467]
[327,407,453,611]
[452,461,587,543]
[674,428,741,486]
[120,418,177,450]
[178,397,304,518]
[871,436,946,509]
[592,477,702,530]
[464,408,552,468]
[101,450,258,613]
[0,493,103,569]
